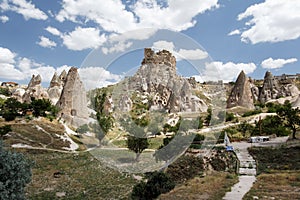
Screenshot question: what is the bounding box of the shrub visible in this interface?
[131,171,175,200]
[0,141,33,199]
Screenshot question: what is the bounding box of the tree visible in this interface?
[276,101,300,139]
[0,141,33,199]
[127,135,149,162]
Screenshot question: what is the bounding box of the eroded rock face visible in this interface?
[259,71,281,103]
[259,71,299,103]
[22,75,49,103]
[117,48,207,113]
[227,71,254,109]
[48,71,66,105]
[56,67,89,128]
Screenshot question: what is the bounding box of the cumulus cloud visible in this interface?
[237,0,300,44]
[152,40,208,60]
[78,67,122,90]
[56,0,219,33]
[200,61,256,82]
[0,47,16,64]
[61,27,106,51]
[45,26,61,36]
[37,36,57,48]
[0,46,72,83]
[261,57,298,69]
[0,0,48,20]
[0,15,9,23]
[228,29,240,36]
[177,49,208,60]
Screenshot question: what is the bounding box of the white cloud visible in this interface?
[0,15,9,23]
[0,46,72,83]
[0,0,48,20]
[0,63,24,80]
[201,61,256,82]
[237,0,300,44]
[56,0,219,33]
[152,40,175,52]
[61,27,106,51]
[261,57,298,69]
[78,67,122,89]
[45,26,61,36]
[102,41,133,54]
[152,40,208,60]
[177,49,208,60]
[228,29,240,36]
[37,36,57,48]
[0,47,16,64]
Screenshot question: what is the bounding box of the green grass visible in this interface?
[23,150,137,199]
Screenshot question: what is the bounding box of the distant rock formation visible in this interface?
[117,48,207,113]
[56,67,89,128]
[227,71,254,109]
[259,71,299,103]
[22,74,49,103]
[48,71,66,105]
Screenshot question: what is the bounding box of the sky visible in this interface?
[0,0,299,90]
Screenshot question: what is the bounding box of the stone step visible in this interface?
[239,168,256,175]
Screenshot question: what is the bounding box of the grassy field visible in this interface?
[158,171,238,200]
[22,149,137,199]
[243,171,300,200]
[244,141,300,200]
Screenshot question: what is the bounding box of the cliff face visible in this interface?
[56,67,89,128]
[117,48,207,113]
[227,71,254,109]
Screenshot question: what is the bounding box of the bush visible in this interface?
[242,109,262,117]
[0,141,33,199]
[131,171,175,200]
[0,125,12,138]
[166,155,204,184]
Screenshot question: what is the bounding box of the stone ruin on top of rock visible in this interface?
[56,67,89,127]
[114,48,208,113]
[227,70,299,108]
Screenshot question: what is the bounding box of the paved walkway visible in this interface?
[223,142,256,200]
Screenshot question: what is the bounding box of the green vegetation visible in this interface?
[131,171,175,200]
[242,109,262,117]
[0,97,58,122]
[0,142,33,200]
[166,155,204,184]
[0,87,11,96]
[127,135,149,162]
[276,101,300,139]
[249,146,300,174]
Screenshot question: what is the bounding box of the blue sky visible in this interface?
[0,0,299,89]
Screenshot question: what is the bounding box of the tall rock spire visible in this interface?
[56,67,89,128]
[227,70,254,109]
[258,71,280,103]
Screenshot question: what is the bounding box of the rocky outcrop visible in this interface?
[56,67,89,128]
[22,75,49,103]
[227,71,254,109]
[48,71,66,105]
[259,71,299,103]
[116,48,207,113]
[258,71,281,103]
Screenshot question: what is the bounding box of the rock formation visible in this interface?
[258,71,281,103]
[227,71,254,109]
[116,48,207,113]
[292,94,300,108]
[48,71,66,105]
[22,74,49,103]
[259,71,299,103]
[56,67,89,128]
